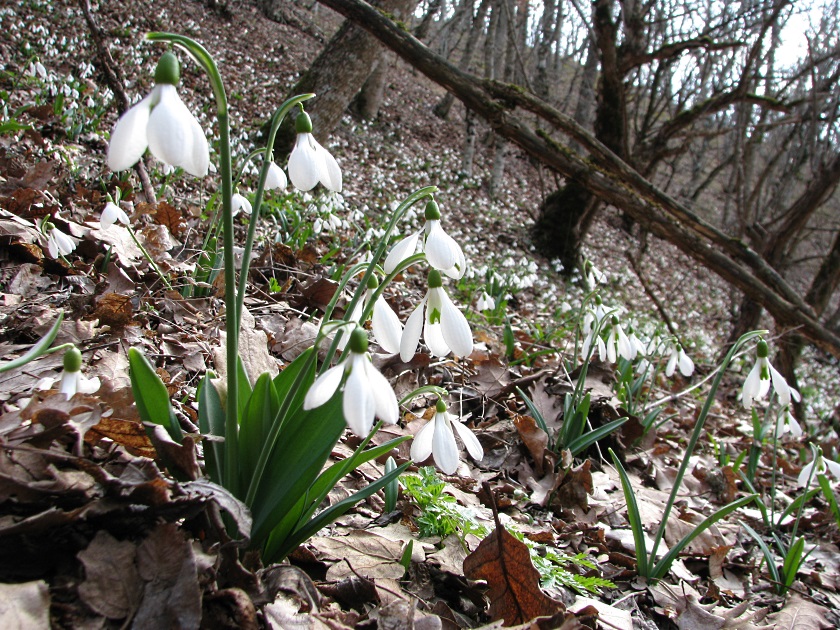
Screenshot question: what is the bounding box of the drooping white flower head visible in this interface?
[287,111,342,192]
[400,269,473,362]
[100,201,130,230]
[741,339,801,409]
[342,275,403,355]
[231,192,252,217]
[265,162,288,190]
[476,291,495,312]
[384,199,466,279]
[107,51,209,177]
[583,259,607,288]
[303,327,399,437]
[410,399,484,475]
[797,449,840,487]
[42,218,76,259]
[604,316,634,363]
[626,325,647,359]
[55,347,100,399]
[774,406,803,439]
[665,343,694,377]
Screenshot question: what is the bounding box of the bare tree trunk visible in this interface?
[461,108,478,175]
[434,0,488,119]
[351,50,395,120]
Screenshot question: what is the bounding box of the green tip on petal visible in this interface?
[295,111,313,134]
[757,339,769,358]
[348,327,369,354]
[154,51,180,86]
[424,199,441,220]
[436,398,447,413]
[63,346,82,373]
[428,269,443,288]
[366,274,379,290]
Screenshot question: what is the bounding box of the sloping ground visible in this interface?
[0,0,838,628]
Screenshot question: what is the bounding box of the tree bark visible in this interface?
[314,0,840,358]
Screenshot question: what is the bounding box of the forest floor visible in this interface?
[1,0,839,628]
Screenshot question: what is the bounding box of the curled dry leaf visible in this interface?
[463,525,564,626]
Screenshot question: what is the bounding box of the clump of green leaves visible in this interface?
[401,467,488,540]
[401,467,613,595]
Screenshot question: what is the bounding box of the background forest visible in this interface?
[1,0,839,627]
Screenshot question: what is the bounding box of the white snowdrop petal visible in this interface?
[443,238,467,279]
[678,350,694,377]
[798,461,816,487]
[183,109,210,176]
[400,301,425,362]
[383,231,421,274]
[78,375,101,395]
[147,85,195,171]
[424,321,450,357]
[424,221,457,272]
[343,359,375,436]
[288,134,320,191]
[266,162,287,190]
[315,138,342,192]
[364,360,399,424]
[665,351,678,377]
[452,418,483,462]
[432,413,459,475]
[107,94,153,172]
[410,418,435,463]
[769,364,792,405]
[825,458,840,479]
[58,371,78,398]
[741,361,762,408]
[372,297,403,355]
[303,363,344,410]
[439,292,473,358]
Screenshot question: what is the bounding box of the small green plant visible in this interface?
[609,330,763,582]
[401,467,614,594]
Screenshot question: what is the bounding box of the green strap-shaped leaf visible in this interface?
[567,416,627,457]
[0,311,64,374]
[609,448,649,578]
[740,520,781,585]
[128,347,182,442]
[650,493,757,581]
[197,374,225,485]
[238,372,281,492]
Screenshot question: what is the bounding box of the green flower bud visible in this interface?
[611,315,619,326]
[424,199,441,221]
[295,111,313,134]
[428,269,443,289]
[154,51,180,86]
[366,274,379,290]
[756,339,769,358]
[348,327,369,354]
[63,347,82,373]
[436,398,447,413]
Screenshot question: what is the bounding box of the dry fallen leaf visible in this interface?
[0,580,51,629]
[463,525,564,626]
[767,593,832,629]
[77,530,142,620]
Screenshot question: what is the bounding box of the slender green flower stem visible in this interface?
[147,32,239,495]
[235,94,315,322]
[126,225,174,291]
[647,329,766,565]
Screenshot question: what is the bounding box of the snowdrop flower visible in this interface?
[583,259,607,288]
[384,199,466,279]
[626,325,647,359]
[27,60,47,79]
[231,192,252,216]
[741,339,800,409]
[39,347,100,399]
[605,316,634,363]
[410,399,483,475]
[344,275,403,355]
[400,270,473,362]
[287,110,342,192]
[774,406,803,439]
[265,162,287,190]
[303,327,398,437]
[100,201,130,230]
[665,343,694,377]
[476,291,495,311]
[107,51,209,177]
[797,450,840,487]
[43,220,76,259]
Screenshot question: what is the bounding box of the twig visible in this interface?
[77,0,157,204]
[625,250,681,344]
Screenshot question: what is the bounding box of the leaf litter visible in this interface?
[0,0,838,628]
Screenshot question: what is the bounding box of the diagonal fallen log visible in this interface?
[317,0,840,358]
